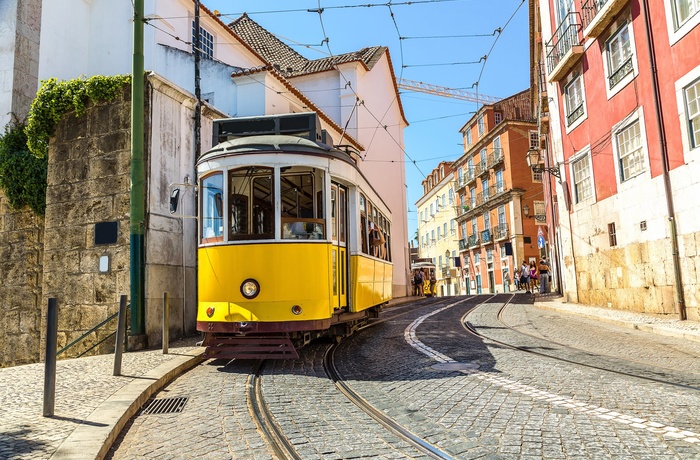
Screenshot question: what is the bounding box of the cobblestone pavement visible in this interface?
[4,295,700,459]
[0,338,201,460]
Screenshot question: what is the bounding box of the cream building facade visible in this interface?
[416,162,461,296]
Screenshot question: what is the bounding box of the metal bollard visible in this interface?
[113,295,128,376]
[43,298,57,417]
[163,292,169,354]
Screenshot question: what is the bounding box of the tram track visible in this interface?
[323,342,454,460]
[462,297,700,392]
[247,360,302,460]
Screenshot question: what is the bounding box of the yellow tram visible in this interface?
[196,113,393,359]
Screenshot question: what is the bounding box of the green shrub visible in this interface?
[0,74,131,216]
[0,123,47,215]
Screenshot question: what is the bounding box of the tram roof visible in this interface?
[198,135,354,165]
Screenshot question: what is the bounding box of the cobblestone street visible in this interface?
[104,295,700,459]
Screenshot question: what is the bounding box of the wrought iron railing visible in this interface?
[609,57,633,88]
[566,103,585,126]
[580,0,609,30]
[546,12,582,74]
[468,233,480,247]
[481,229,492,244]
[487,149,504,168]
[492,223,509,240]
[459,238,468,250]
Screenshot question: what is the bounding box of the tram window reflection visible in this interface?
[201,173,223,243]
[281,170,325,240]
[229,167,274,241]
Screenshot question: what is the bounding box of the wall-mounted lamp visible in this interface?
[526,149,561,178]
[523,204,533,219]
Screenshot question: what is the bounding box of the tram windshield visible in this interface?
[199,166,325,243]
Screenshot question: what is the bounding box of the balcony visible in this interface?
[492,223,509,241]
[488,149,504,169]
[455,175,468,192]
[459,238,468,251]
[442,267,450,278]
[468,233,480,247]
[481,229,492,245]
[546,12,583,82]
[475,160,489,177]
[581,0,628,39]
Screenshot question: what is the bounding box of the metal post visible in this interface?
[113,295,128,376]
[163,292,169,354]
[43,298,57,417]
[130,0,146,337]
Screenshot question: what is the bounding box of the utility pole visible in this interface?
[130,0,146,343]
[194,0,202,159]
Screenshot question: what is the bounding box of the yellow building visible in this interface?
[416,162,460,296]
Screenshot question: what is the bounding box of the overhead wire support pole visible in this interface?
[194,0,202,159]
[130,0,146,339]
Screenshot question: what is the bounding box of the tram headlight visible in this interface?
[240,278,260,299]
[291,305,302,315]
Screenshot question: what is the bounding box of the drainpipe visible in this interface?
[641,0,686,320]
[130,0,147,337]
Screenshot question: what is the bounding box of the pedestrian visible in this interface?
[503,272,511,292]
[529,261,539,292]
[412,270,422,296]
[418,270,425,297]
[538,258,550,294]
[520,260,530,294]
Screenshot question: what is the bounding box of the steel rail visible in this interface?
[323,343,455,460]
[462,299,700,392]
[247,360,302,460]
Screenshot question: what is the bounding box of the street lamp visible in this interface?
[526,149,561,178]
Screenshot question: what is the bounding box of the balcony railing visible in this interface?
[481,229,492,244]
[608,56,633,88]
[546,12,583,80]
[476,160,488,177]
[566,103,585,126]
[468,233,480,247]
[459,238,468,250]
[487,149,504,168]
[492,223,509,240]
[580,0,627,38]
[442,267,450,277]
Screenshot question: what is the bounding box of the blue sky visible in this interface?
[204,0,530,240]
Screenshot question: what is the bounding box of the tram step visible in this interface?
[203,335,299,360]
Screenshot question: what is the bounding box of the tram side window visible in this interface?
[229,167,274,241]
[281,170,324,239]
[201,173,224,243]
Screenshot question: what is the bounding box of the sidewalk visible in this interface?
[533,294,700,343]
[0,337,205,460]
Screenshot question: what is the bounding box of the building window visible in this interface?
[442,194,446,207]
[685,78,700,149]
[495,170,504,192]
[608,222,617,247]
[448,188,454,204]
[494,112,503,124]
[572,153,593,203]
[672,0,700,30]
[529,131,539,150]
[466,129,472,146]
[532,169,543,182]
[478,115,485,136]
[565,75,585,126]
[192,22,214,59]
[437,227,441,240]
[616,119,645,181]
[606,23,634,89]
[431,229,435,242]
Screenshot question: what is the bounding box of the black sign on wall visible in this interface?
[95,222,118,245]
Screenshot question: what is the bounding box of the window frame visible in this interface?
[611,107,650,186]
[570,148,594,205]
[564,73,586,130]
[664,0,700,45]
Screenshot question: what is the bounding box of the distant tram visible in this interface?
[195,113,393,359]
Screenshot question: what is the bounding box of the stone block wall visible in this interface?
[40,88,132,359]
[0,192,44,367]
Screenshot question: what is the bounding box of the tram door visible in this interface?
[330,184,348,310]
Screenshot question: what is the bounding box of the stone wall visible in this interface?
[40,86,132,359]
[0,192,44,367]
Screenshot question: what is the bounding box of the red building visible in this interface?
[533,0,700,319]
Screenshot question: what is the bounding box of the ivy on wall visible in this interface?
[0,123,47,215]
[0,75,131,216]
